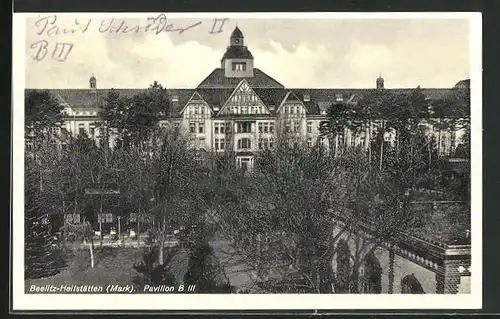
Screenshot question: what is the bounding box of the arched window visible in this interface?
[362,252,382,293]
[401,274,425,294]
[335,239,351,293]
[238,138,251,149]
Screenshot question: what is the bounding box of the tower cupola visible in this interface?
[221,26,254,78]
[376,74,384,89]
[230,26,244,46]
[89,74,97,89]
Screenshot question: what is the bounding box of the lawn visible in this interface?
[25,246,189,293]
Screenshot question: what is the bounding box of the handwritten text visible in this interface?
[30,15,230,62]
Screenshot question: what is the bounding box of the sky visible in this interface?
[24,14,471,89]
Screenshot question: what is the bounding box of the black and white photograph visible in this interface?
[12,12,482,310]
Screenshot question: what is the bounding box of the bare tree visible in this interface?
[211,132,432,293]
[149,127,204,265]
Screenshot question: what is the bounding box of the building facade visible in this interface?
[27,26,469,172]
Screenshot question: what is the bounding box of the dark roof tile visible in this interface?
[221,46,254,60]
[253,88,288,112]
[197,68,284,89]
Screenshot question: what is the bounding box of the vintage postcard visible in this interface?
[12,12,482,311]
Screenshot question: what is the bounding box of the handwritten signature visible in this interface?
[30,15,229,62]
[33,14,228,37]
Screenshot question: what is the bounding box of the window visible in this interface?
[238,138,251,149]
[215,138,220,150]
[189,123,196,133]
[200,107,205,115]
[307,122,312,133]
[263,122,269,133]
[220,138,225,150]
[78,124,85,135]
[307,138,313,148]
[214,123,220,134]
[232,62,247,71]
[269,138,274,149]
[293,122,299,132]
[258,138,263,150]
[225,123,231,133]
[270,123,274,133]
[198,123,204,134]
[285,124,291,133]
[89,126,95,137]
[194,106,199,115]
[237,122,251,133]
[258,123,263,133]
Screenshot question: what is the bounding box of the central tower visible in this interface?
[221,26,254,78]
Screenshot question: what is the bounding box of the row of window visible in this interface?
[214,122,232,134]
[78,123,96,136]
[284,121,301,133]
[189,122,205,134]
[225,105,265,115]
[257,122,275,134]
[282,105,304,115]
[214,138,229,150]
[230,94,259,104]
[186,105,207,116]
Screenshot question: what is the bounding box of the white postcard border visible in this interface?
[12,12,483,311]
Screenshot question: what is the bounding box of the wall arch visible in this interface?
[401,274,425,294]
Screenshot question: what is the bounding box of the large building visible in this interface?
[27,26,469,171]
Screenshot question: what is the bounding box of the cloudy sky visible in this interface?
[24,14,470,89]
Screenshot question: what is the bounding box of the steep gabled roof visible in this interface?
[253,88,288,113]
[197,68,284,89]
[231,26,244,39]
[196,88,235,111]
[275,91,307,113]
[178,91,211,116]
